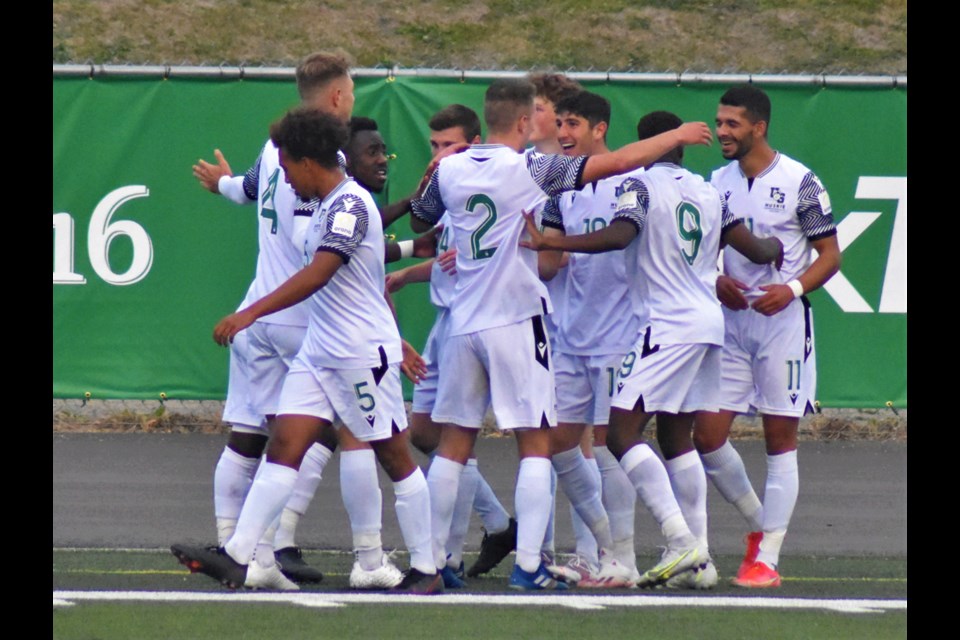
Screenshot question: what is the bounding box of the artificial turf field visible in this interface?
[53,548,906,639]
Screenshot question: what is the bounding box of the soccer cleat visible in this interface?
[440,565,467,589]
[349,554,404,590]
[452,560,465,580]
[546,554,595,585]
[171,543,247,590]
[635,543,705,588]
[665,559,719,590]
[467,517,518,577]
[393,569,445,594]
[737,531,764,580]
[245,557,300,591]
[275,546,324,584]
[732,560,781,588]
[508,563,570,591]
[579,551,636,589]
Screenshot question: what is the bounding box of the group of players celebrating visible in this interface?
[171,50,840,594]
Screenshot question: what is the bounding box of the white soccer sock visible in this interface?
[553,447,613,552]
[253,513,282,568]
[427,456,464,570]
[700,440,763,530]
[275,443,333,550]
[393,468,435,575]
[213,445,260,546]
[540,467,557,560]
[620,443,696,548]
[756,450,798,568]
[515,457,554,573]
[340,449,384,571]
[472,467,511,534]
[569,505,599,566]
[665,450,709,550]
[224,462,297,565]
[594,445,637,568]
[447,459,481,568]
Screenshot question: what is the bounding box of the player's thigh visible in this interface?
[431,332,491,429]
[411,310,449,416]
[753,301,813,418]
[483,317,557,430]
[716,309,756,414]
[246,323,307,416]
[325,363,409,444]
[222,331,266,432]
[554,351,593,427]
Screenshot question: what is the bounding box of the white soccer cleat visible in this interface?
[244,558,300,591]
[546,554,596,585]
[349,554,404,590]
[664,559,719,590]
[636,542,706,588]
[579,550,636,588]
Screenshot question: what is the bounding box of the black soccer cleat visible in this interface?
[466,517,518,577]
[392,568,445,594]
[171,543,247,590]
[275,546,324,584]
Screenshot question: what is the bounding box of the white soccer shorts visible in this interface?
[277,354,408,442]
[717,297,817,418]
[609,329,722,415]
[222,330,266,433]
[245,322,307,416]
[432,316,557,430]
[411,308,451,415]
[554,351,625,425]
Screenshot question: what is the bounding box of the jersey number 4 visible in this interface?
[260,169,281,234]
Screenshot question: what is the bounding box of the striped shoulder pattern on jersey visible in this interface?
[611,176,650,234]
[796,172,836,240]
[317,192,370,264]
[525,152,586,197]
[242,154,261,201]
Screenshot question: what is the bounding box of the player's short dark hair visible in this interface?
[527,73,582,106]
[295,51,352,101]
[429,104,481,142]
[554,91,611,129]
[720,84,772,129]
[349,116,379,137]
[484,79,536,134]
[270,107,348,169]
[636,110,683,165]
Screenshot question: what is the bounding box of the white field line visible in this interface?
[52,591,907,614]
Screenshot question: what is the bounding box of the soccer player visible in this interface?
[176,108,442,593]
[386,104,518,586]
[186,51,357,588]
[410,78,713,590]
[537,91,643,587]
[694,84,840,588]
[522,109,783,588]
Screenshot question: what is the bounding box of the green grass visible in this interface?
[53,549,906,640]
[52,0,906,74]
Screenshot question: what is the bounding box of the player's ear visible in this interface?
[754,119,768,138]
[594,121,608,142]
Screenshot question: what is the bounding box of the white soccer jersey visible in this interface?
[411,145,586,336]
[233,140,312,327]
[711,152,836,299]
[429,211,457,310]
[612,163,730,347]
[296,177,403,370]
[543,168,646,356]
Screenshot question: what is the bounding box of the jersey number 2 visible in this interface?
[467,194,497,259]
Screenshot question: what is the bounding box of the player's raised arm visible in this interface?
[580,122,712,185]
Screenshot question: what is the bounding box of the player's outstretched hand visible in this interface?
[751,284,794,316]
[417,142,471,195]
[213,310,255,346]
[437,248,457,275]
[716,275,750,311]
[401,339,428,384]
[675,122,713,147]
[193,149,233,194]
[413,225,443,258]
[518,209,547,251]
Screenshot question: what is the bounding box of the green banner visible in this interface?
[53,75,906,407]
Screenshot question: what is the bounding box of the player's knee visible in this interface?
[316,423,338,452]
[227,431,268,458]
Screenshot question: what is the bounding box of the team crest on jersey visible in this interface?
[765,187,786,212]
